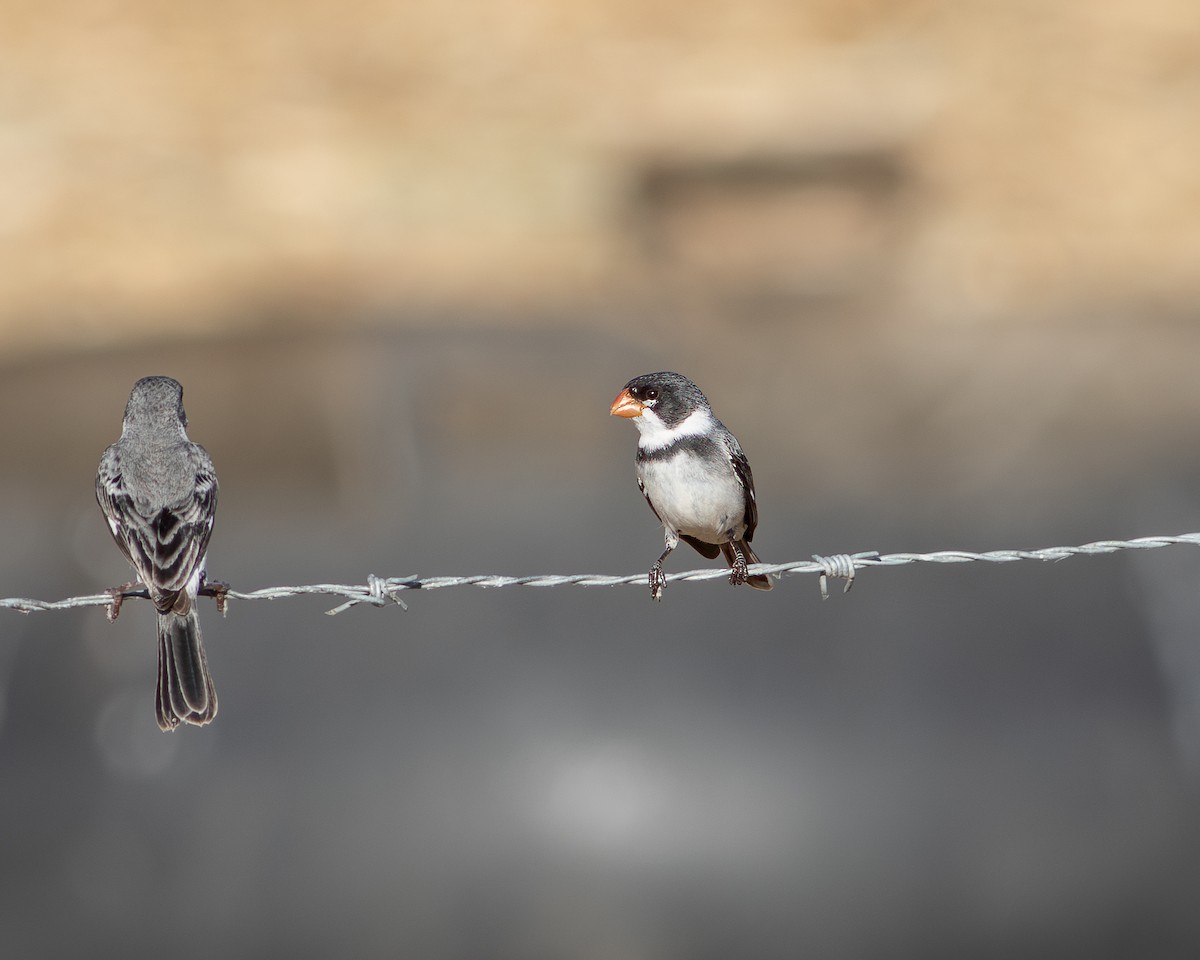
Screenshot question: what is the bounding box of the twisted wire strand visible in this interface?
[3,532,1199,617]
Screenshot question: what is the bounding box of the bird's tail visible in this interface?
[721,539,774,591]
[156,608,217,731]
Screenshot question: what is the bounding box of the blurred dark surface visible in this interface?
[2,318,1200,959]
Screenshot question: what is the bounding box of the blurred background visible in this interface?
[3,1,1200,957]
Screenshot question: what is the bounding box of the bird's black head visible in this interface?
[617,371,710,428]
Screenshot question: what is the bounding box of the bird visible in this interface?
[96,376,220,731]
[610,371,772,600]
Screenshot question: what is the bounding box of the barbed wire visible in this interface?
[2,532,1199,618]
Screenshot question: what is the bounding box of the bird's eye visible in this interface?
[643,387,659,402]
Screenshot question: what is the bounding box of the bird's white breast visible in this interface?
[639,449,746,543]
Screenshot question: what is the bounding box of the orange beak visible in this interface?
[610,387,644,418]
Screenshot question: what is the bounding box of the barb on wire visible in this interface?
[3,533,1200,617]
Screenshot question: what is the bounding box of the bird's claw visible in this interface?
[200,578,230,616]
[104,581,143,623]
[105,589,124,623]
[649,564,667,602]
[728,553,750,587]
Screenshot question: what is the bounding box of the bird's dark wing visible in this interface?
[96,444,141,575]
[96,443,218,611]
[725,437,759,542]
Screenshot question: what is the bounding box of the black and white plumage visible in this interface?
[610,371,772,600]
[96,376,219,731]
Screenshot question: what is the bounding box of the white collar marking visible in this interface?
[634,406,716,452]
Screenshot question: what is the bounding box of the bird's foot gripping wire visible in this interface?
[104,582,147,623]
[648,543,676,602]
[728,547,749,587]
[200,578,230,616]
[648,563,668,602]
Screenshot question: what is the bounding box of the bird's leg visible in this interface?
[728,543,750,587]
[200,577,230,616]
[104,581,147,623]
[649,544,674,602]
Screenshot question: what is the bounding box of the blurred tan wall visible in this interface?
[1,0,1198,352]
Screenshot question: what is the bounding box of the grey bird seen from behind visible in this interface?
[610,371,773,600]
[96,376,219,731]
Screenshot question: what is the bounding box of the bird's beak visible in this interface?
[610,388,644,418]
